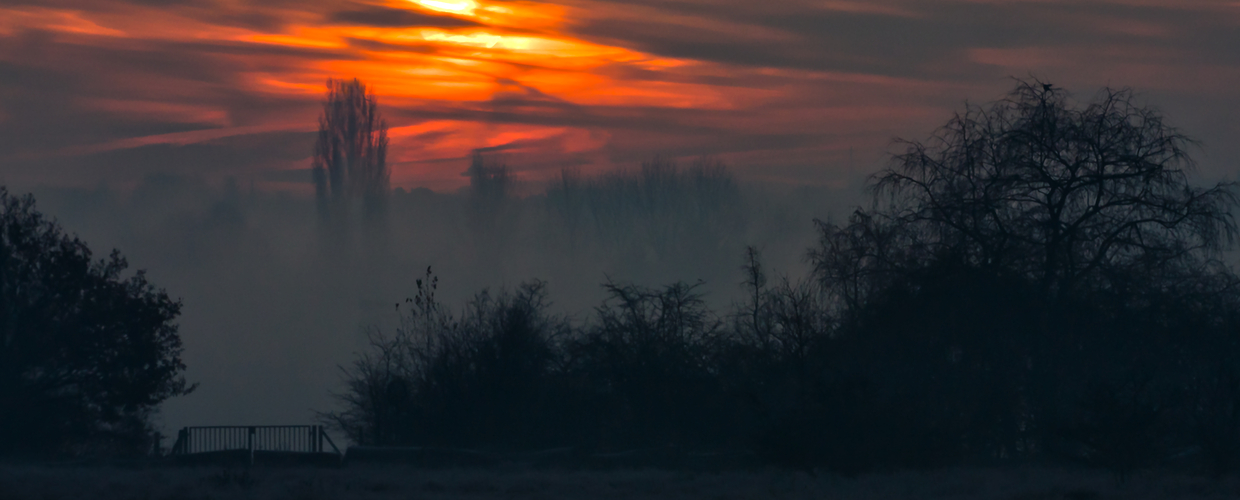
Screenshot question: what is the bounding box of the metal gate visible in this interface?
[170,425,340,457]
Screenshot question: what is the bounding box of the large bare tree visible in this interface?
[816,80,1238,303]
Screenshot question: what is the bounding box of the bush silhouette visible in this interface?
[325,268,571,449]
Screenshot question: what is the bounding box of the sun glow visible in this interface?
[409,0,478,16]
[420,29,506,49]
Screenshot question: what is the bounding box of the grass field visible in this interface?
[3,464,1240,500]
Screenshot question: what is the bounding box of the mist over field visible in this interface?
[20,164,865,435]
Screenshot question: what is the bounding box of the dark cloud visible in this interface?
[327,6,481,28]
[0,24,335,183]
[577,17,919,77]
[564,0,1239,83]
[0,61,217,155]
[2,130,314,187]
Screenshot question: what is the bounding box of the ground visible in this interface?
[2,464,1239,499]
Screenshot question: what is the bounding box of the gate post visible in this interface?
[248,426,256,465]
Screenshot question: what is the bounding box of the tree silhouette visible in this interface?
[312,78,391,224]
[541,157,744,281]
[324,80,1240,475]
[856,80,1237,301]
[811,78,1240,471]
[465,151,512,235]
[0,187,193,457]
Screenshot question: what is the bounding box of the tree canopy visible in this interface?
[0,188,192,457]
[810,79,1240,472]
[815,80,1238,308]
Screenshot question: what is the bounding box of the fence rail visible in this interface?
[170,425,340,460]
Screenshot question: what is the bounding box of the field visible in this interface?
[3,464,1240,500]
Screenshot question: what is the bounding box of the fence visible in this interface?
[170,425,340,459]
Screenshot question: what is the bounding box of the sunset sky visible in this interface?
[2,0,1239,192]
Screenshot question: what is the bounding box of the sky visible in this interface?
[3,0,1239,193]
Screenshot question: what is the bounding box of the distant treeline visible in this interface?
[323,81,1240,476]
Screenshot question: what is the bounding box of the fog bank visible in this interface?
[23,162,866,437]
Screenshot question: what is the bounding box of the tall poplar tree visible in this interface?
[312,78,390,223]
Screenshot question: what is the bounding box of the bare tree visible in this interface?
[312,78,390,223]
[808,79,1240,470]
[817,79,1238,302]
